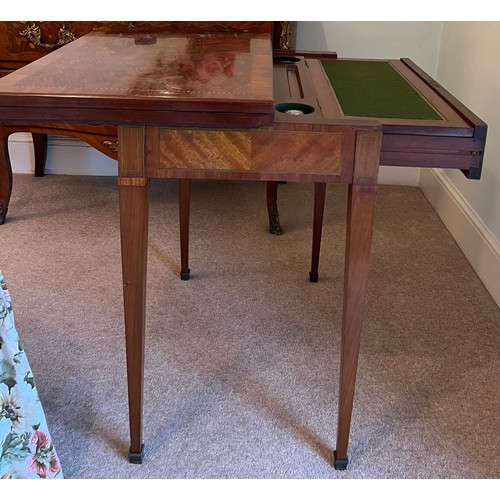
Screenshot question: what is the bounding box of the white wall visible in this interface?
[419,22,500,306]
[297,21,443,75]
[435,22,500,242]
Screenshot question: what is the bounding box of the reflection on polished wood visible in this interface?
[0,32,274,125]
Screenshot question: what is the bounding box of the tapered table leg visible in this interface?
[334,183,378,470]
[119,177,149,464]
[178,178,191,280]
[309,182,326,282]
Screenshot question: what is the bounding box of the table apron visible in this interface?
[135,125,374,184]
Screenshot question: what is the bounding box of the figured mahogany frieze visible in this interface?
[154,128,344,177]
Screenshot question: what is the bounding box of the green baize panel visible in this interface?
[321,60,442,120]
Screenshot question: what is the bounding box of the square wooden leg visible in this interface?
[334,183,378,469]
[119,178,149,463]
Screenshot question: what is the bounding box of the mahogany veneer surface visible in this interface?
[0,31,275,127]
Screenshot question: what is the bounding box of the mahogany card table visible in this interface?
[0,30,487,470]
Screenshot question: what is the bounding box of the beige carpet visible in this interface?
[1,173,500,479]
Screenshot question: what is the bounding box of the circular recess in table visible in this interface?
[273,56,301,63]
[275,102,315,115]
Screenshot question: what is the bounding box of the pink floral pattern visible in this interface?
[26,431,61,478]
[0,272,63,479]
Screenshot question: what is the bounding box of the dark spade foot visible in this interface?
[333,450,348,470]
[128,444,145,464]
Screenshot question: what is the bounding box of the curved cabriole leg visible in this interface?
[0,128,13,225]
[309,182,326,282]
[33,133,48,177]
[178,178,191,280]
[266,180,283,235]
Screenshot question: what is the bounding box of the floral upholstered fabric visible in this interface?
[0,272,63,479]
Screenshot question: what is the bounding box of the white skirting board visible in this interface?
[8,133,118,176]
[420,168,500,308]
[7,133,420,185]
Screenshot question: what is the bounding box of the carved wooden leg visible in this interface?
[32,133,48,177]
[178,178,191,280]
[266,180,283,235]
[0,128,13,225]
[119,178,149,464]
[309,182,326,282]
[334,183,378,470]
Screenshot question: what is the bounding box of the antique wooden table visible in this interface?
[0,30,487,470]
